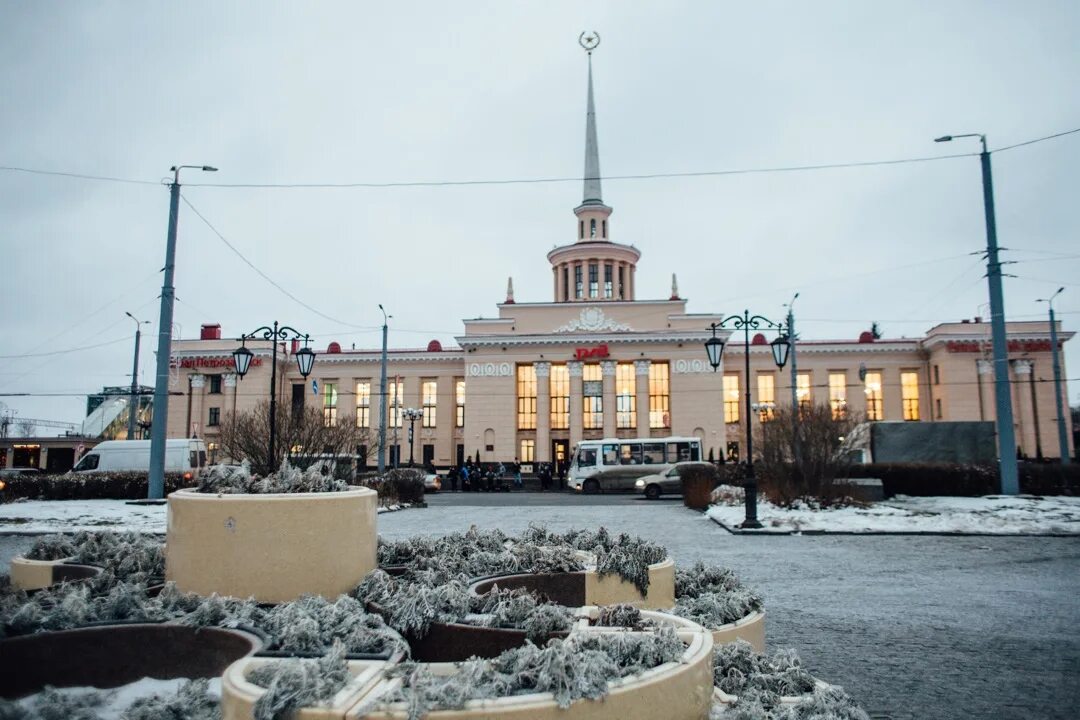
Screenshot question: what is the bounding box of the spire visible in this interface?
[670,273,680,301]
[580,32,603,206]
[505,276,515,304]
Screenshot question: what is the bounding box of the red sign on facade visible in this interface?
[574,344,610,360]
[945,340,1052,354]
[178,356,263,369]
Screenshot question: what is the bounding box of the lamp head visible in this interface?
[704,335,725,371]
[232,345,254,377]
[295,346,316,378]
[934,136,953,143]
[770,334,791,370]
[201,166,218,172]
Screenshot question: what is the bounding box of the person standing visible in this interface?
[513,457,523,490]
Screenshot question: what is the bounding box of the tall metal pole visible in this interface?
[377,305,389,473]
[1045,291,1070,464]
[147,173,182,500]
[740,313,762,528]
[786,295,801,469]
[126,316,143,440]
[268,321,279,472]
[978,138,1020,494]
[147,165,215,500]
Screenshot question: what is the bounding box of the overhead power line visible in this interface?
[0,336,131,359]
[2,125,1076,190]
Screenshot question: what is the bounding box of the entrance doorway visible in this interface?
[552,439,569,471]
[12,444,40,468]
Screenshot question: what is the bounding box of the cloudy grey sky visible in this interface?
[2,1,1078,429]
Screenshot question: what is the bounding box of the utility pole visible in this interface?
[125,312,147,440]
[147,164,216,500]
[377,305,389,473]
[935,134,1019,494]
[786,294,801,469]
[1040,288,1070,464]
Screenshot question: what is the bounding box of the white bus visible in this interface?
[567,436,703,493]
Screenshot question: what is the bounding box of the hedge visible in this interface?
[1,472,196,503]
[849,462,1080,498]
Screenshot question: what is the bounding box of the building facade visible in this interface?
[166,52,1074,468]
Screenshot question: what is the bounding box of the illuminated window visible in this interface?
[649,362,671,429]
[757,374,775,422]
[829,373,847,419]
[901,371,920,421]
[864,371,883,421]
[388,380,403,428]
[355,381,370,428]
[588,263,599,298]
[575,265,583,299]
[604,264,613,299]
[550,365,570,429]
[422,379,437,428]
[455,379,465,427]
[517,365,537,430]
[520,439,535,463]
[797,373,812,413]
[723,374,740,424]
[583,364,604,429]
[616,363,636,429]
[323,382,338,427]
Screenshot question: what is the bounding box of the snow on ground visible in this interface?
[706,490,1080,534]
[0,498,411,534]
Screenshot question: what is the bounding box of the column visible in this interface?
[629,265,636,301]
[601,360,616,437]
[535,362,551,462]
[569,361,584,450]
[1012,359,1033,457]
[634,360,651,434]
[189,374,206,438]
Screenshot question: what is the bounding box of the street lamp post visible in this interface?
[377,305,390,473]
[125,312,149,440]
[705,311,791,529]
[147,164,217,500]
[934,133,1019,494]
[402,408,423,467]
[232,322,316,472]
[1038,287,1070,464]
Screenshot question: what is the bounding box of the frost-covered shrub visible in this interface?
[672,561,763,627]
[70,531,165,584]
[196,459,348,494]
[1,685,110,720]
[354,570,472,639]
[248,642,351,720]
[260,595,407,657]
[714,641,816,700]
[594,534,668,595]
[376,468,426,504]
[0,472,192,503]
[466,587,574,640]
[712,685,870,720]
[596,603,646,629]
[510,543,585,575]
[376,629,685,719]
[122,679,222,720]
[23,534,78,561]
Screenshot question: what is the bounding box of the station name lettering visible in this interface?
[574,344,610,360]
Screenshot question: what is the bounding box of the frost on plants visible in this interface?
[197,459,348,495]
[714,641,816,699]
[672,561,763,628]
[355,570,472,638]
[248,642,351,720]
[23,533,77,561]
[260,594,408,657]
[596,603,646,629]
[594,534,668,596]
[467,587,574,640]
[122,679,222,720]
[712,686,870,720]
[3,686,111,720]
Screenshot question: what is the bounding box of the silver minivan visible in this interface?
[634,461,713,500]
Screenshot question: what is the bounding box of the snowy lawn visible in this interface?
[706,490,1080,534]
[0,498,413,535]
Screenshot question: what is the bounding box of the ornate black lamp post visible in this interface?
[705,311,790,529]
[402,407,423,467]
[233,322,316,472]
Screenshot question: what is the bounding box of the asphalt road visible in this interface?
[3,491,1078,719]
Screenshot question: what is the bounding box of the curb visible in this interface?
[708,514,1080,537]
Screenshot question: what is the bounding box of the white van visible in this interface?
[71,439,207,477]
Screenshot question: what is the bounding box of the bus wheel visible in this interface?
[582,479,600,495]
[644,484,661,500]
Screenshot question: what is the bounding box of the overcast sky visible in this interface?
[2,1,1078,429]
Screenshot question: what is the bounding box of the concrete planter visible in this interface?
[708,610,766,653]
[9,556,102,592]
[222,658,390,720]
[711,679,832,715]
[0,623,263,700]
[166,486,378,603]
[469,556,676,611]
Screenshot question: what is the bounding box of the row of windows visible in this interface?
[721,370,923,423]
[517,362,671,431]
[565,262,626,301]
[317,379,467,429]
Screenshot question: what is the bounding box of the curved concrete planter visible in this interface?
[469,557,676,611]
[708,610,766,653]
[9,556,102,592]
[711,679,832,715]
[0,623,263,700]
[221,610,713,720]
[166,487,378,603]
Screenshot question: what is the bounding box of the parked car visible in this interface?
[423,473,442,492]
[634,461,713,500]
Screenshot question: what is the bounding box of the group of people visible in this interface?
[441,457,567,492]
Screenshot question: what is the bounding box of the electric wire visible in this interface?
[0,336,132,359]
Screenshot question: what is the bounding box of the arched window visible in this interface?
[590,219,597,238]
[579,220,584,239]
[602,220,607,238]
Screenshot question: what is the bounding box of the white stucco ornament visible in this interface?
[554,306,632,333]
[467,362,513,377]
[673,359,710,374]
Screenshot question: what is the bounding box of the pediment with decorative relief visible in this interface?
[554,306,632,333]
